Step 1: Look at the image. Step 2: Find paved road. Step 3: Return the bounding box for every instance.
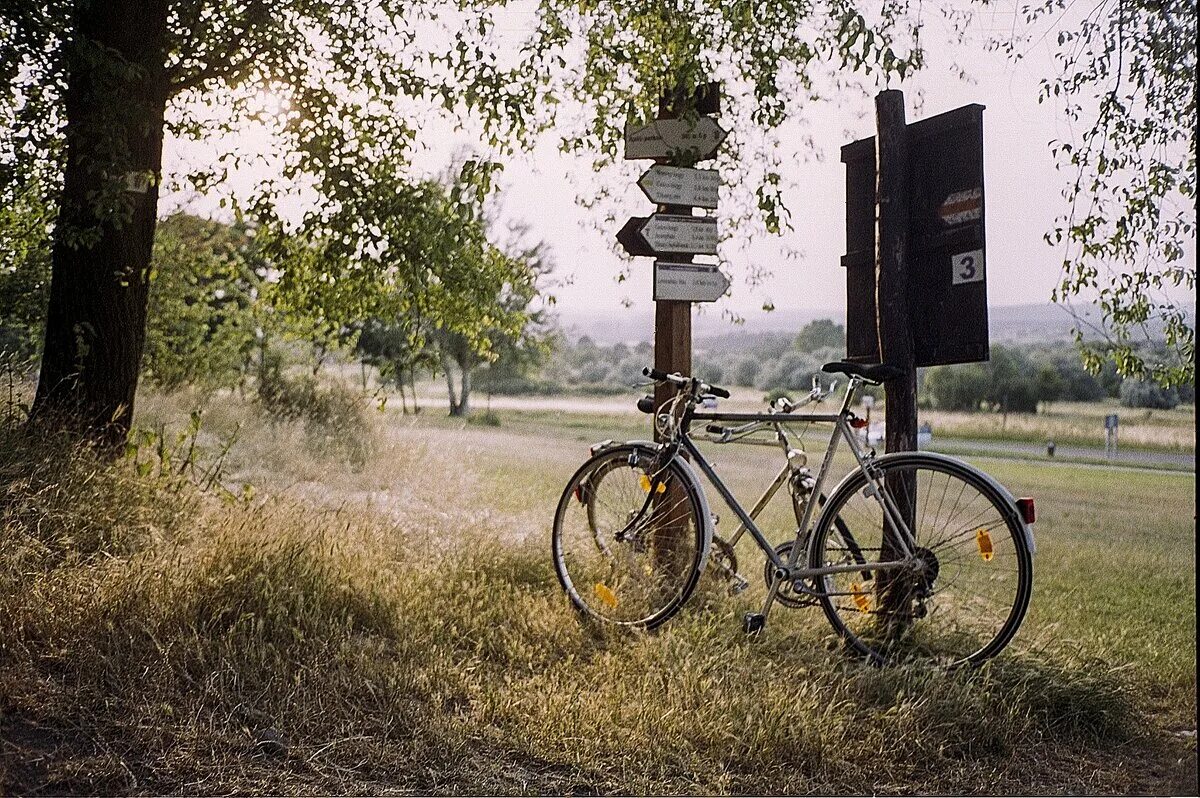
[924,437,1195,472]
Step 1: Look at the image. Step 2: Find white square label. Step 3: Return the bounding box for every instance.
[951,249,984,285]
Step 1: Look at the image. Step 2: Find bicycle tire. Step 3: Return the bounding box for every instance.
[809,452,1033,667]
[552,444,711,629]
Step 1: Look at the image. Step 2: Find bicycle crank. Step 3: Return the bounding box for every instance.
[763,539,819,608]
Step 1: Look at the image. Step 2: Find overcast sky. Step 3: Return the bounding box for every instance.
[164,5,1196,333]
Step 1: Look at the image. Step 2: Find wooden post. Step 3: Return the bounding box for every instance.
[874,89,917,621]
[649,83,717,581]
[652,89,695,432]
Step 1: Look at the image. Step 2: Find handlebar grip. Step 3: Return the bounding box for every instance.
[709,385,731,399]
[636,395,655,414]
[642,367,669,381]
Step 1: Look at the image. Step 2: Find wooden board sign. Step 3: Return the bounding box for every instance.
[653,261,729,302]
[840,103,989,367]
[624,118,727,162]
[616,213,718,256]
[637,165,720,209]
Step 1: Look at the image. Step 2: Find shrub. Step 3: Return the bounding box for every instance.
[1119,379,1180,409]
[256,351,372,466]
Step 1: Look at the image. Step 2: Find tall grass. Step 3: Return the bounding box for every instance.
[0,391,1193,794]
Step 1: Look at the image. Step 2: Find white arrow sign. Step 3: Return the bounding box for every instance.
[624,118,728,161]
[653,261,730,303]
[640,214,718,255]
[637,165,720,209]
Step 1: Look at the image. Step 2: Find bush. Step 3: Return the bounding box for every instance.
[732,357,761,387]
[256,351,372,466]
[924,346,1041,413]
[1119,379,1180,409]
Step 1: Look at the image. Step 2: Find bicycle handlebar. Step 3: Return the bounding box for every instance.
[641,367,731,399]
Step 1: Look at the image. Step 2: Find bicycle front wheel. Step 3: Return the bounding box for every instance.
[553,445,709,629]
[810,453,1033,666]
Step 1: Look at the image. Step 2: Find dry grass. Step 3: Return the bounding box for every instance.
[919,401,1196,452]
[0,389,1195,795]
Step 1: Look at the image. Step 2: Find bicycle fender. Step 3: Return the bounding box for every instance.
[669,452,715,571]
[851,451,1036,556]
[592,442,716,572]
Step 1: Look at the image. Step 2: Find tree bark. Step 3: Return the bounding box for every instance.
[457,362,472,417]
[30,0,171,449]
[441,352,461,416]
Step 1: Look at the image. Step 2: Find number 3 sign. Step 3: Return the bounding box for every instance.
[952,249,985,285]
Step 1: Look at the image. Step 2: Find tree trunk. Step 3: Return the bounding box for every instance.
[442,352,462,416]
[457,362,472,417]
[30,0,171,450]
[409,370,420,414]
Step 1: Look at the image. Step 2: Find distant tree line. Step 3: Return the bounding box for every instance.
[518,319,1194,412]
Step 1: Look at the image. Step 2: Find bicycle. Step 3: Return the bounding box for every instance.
[578,376,859,604]
[551,361,1037,667]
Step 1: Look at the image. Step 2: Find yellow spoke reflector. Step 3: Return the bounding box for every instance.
[976,528,994,561]
[638,474,666,493]
[594,582,619,608]
[850,583,871,613]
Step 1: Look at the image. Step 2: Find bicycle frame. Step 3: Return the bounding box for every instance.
[673,378,920,590]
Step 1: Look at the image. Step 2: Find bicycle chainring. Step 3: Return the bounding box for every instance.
[765,539,819,608]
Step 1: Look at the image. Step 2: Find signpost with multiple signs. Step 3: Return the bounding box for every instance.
[617,82,727,440]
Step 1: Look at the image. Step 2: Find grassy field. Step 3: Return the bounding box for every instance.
[405,377,1196,455]
[1,388,1195,794]
[920,400,1196,453]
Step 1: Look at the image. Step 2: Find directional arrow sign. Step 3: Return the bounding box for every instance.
[624,118,728,161]
[616,213,718,256]
[653,261,730,303]
[637,165,719,209]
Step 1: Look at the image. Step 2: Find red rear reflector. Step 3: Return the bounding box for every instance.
[849,418,869,429]
[1016,498,1036,524]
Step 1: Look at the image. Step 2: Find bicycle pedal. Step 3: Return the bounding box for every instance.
[742,612,766,635]
[727,576,750,596]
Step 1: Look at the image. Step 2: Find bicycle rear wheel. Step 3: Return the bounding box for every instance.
[553,445,709,628]
[809,453,1033,666]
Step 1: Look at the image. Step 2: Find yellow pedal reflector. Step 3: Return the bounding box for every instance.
[976,528,994,561]
[594,582,619,608]
[638,474,666,493]
[850,583,870,613]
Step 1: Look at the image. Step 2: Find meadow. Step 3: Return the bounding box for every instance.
[1,386,1195,794]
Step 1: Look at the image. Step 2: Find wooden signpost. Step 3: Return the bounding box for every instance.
[617,82,726,438]
[841,92,991,618]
